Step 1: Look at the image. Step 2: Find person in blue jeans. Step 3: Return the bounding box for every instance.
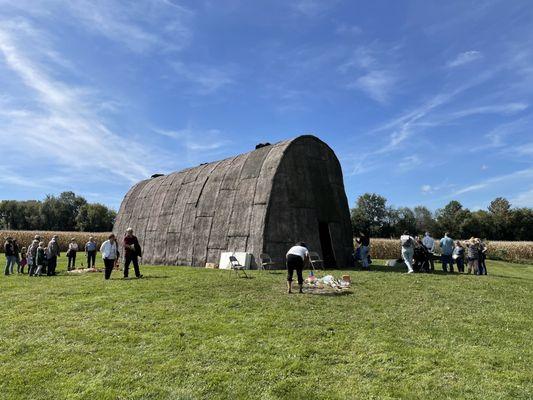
[3,237,16,276]
[439,232,455,272]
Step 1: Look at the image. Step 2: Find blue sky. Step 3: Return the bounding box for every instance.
[1,0,532,211]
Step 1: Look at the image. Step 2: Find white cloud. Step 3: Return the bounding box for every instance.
[335,24,362,36]
[451,102,528,118]
[292,0,337,17]
[446,50,483,68]
[349,70,397,104]
[0,20,160,185]
[451,168,533,196]
[510,188,533,207]
[0,0,193,54]
[341,46,398,104]
[154,126,230,160]
[398,155,421,171]
[170,62,234,94]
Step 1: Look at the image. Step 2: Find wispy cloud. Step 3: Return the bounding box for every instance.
[450,102,528,118]
[170,62,234,94]
[154,126,231,162]
[398,155,421,171]
[341,46,398,104]
[0,20,159,184]
[349,70,397,104]
[446,50,483,68]
[292,0,337,17]
[0,0,193,54]
[451,168,533,196]
[510,187,533,207]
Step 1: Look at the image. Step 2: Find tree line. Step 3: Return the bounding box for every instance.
[351,193,533,241]
[0,191,116,232]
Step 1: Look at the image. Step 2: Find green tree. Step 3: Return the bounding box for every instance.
[41,192,87,231]
[351,193,388,237]
[394,207,417,236]
[413,205,437,234]
[488,197,512,240]
[435,200,468,238]
[76,203,116,232]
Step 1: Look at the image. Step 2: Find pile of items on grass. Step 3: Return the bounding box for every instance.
[67,267,102,274]
[304,271,351,293]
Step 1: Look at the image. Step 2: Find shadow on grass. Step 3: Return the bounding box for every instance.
[358,264,455,275]
[304,290,353,296]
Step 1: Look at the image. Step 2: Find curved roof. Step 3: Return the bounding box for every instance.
[113,135,351,266]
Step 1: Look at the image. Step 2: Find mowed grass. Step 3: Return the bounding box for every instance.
[0,257,532,400]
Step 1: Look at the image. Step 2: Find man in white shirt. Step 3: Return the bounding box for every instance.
[286,242,310,294]
[400,231,415,274]
[422,232,435,271]
[100,234,118,280]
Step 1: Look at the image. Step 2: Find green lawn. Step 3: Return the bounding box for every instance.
[1,257,532,400]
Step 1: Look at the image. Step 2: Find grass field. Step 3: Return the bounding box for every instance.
[1,257,532,400]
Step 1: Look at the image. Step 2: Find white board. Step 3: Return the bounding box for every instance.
[219,252,252,269]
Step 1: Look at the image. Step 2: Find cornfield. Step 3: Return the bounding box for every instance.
[363,238,533,263]
[1,231,532,263]
[0,230,109,252]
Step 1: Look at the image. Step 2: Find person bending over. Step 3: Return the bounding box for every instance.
[286,242,309,294]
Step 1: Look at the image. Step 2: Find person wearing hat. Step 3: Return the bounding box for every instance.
[66,238,79,271]
[100,234,118,280]
[47,235,60,276]
[4,237,16,276]
[285,242,310,293]
[123,228,143,279]
[85,237,97,269]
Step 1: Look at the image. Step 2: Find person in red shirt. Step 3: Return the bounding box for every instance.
[123,228,143,279]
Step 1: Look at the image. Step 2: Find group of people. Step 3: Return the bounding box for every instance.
[3,235,98,276]
[3,228,143,280]
[400,231,488,275]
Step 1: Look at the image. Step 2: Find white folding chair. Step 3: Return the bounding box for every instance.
[259,253,276,271]
[309,251,323,271]
[229,255,248,278]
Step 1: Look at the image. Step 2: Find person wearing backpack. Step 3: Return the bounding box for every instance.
[400,231,415,274]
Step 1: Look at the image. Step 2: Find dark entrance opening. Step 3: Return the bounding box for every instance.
[318,221,336,267]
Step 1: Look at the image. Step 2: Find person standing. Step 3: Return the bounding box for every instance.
[27,239,39,276]
[356,232,371,269]
[85,237,97,269]
[4,237,16,276]
[100,234,118,280]
[19,247,28,274]
[123,228,143,279]
[422,232,435,271]
[34,242,47,276]
[478,239,488,275]
[66,238,79,271]
[286,242,309,293]
[453,241,465,273]
[47,235,60,276]
[400,231,415,274]
[12,239,21,274]
[439,232,455,273]
[466,238,479,275]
